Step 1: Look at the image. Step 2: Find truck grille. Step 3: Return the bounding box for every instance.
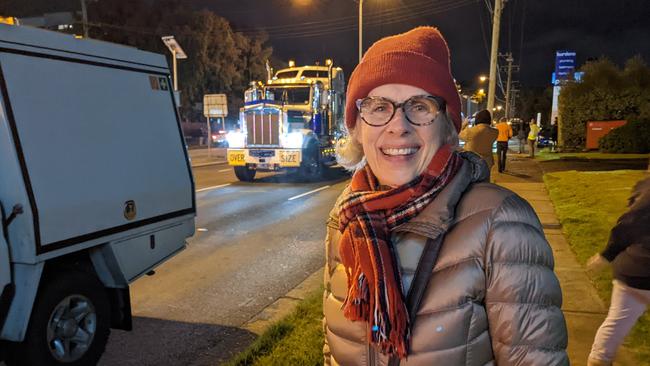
[245,109,280,146]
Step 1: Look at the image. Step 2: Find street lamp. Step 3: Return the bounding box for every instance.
[358,0,364,63]
[161,36,187,91]
[479,75,488,83]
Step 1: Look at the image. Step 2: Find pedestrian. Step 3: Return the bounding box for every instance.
[551,117,559,152]
[495,117,513,173]
[527,118,540,158]
[517,120,527,154]
[458,109,498,171]
[586,171,650,366]
[325,26,568,366]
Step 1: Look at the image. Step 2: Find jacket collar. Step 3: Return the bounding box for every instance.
[393,151,490,238]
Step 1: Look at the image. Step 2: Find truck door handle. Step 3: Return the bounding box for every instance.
[4,204,23,228]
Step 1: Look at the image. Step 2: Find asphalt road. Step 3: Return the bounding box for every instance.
[98,163,351,366]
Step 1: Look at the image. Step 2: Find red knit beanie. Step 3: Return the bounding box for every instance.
[345,26,461,131]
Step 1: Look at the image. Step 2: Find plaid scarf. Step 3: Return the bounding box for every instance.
[337,144,463,358]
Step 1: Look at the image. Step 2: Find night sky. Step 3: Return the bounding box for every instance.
[197,0,650,88]
[8,0,650,89]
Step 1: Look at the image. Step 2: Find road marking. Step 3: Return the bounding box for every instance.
[218,168,231,172]
[288,185,331,201]
[196,183,231,193]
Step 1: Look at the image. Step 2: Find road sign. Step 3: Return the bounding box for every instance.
[203,94,228,117]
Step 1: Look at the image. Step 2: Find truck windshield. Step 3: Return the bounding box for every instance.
[266,87,310,105]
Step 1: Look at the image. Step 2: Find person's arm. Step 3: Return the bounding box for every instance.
[458,121,471,141]
[600,177,650,261]
[323,217,338,366]
[508,125,513,139]
[485,195,569,365]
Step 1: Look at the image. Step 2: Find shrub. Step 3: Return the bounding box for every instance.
[599,118,650,153]
[558,57,650,150]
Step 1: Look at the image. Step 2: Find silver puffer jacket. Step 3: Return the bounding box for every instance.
[323,156,569,365]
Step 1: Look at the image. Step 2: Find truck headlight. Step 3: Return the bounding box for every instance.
[281,132,304,149]
[226,131,246,148]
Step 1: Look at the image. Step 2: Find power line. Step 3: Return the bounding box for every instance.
[267,1,476,40]
[240,0,472,38]
[236,0,458,34]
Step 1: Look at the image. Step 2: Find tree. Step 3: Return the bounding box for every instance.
[86,0,272,123]
[558,56,650,150]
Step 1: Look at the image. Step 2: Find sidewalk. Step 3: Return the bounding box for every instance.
[187,146,227,167]
[493,153,636,366]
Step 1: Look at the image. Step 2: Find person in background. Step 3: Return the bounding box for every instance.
[586,168,650,366]
[517,120,528,154]
[528,118,540,158]
[495,117,513,173]
[458,109,498,171]
[324,26,568,366]
[551,117,559,152]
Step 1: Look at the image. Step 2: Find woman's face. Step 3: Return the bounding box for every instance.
[353,84,446,187]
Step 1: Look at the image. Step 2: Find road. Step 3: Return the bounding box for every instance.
[98,162,351,366]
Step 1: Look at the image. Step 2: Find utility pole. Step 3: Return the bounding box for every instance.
[487,0,504,113]
[80,0,89,38]
[502,52,519,119]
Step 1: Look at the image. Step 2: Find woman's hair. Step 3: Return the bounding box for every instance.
[336,111,459,171]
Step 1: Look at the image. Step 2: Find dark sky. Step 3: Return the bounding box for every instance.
[7,0,650,90]
[198,0,650,89]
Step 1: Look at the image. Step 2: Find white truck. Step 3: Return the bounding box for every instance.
[0,24,195,365]
[226,61,345,182]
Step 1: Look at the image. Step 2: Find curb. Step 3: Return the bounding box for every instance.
[191,161,228,168]
[242,267,323,335]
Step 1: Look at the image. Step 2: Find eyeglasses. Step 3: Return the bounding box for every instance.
[355,95,445,127]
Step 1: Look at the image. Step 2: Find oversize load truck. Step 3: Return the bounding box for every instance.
[226,62,345,181]
[0,24,195,364]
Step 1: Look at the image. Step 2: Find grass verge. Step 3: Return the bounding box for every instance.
[544,169,650,364]
[536,151,650,161]
[223,287,324,366]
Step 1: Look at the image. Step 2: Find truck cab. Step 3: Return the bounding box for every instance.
[226,62,345,182]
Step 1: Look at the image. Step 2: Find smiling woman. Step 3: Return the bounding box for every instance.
[323,26,569,366]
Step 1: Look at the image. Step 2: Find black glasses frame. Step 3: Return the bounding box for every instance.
[355,95,446,127]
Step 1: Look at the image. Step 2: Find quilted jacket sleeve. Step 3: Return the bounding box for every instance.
[484,194,569,365]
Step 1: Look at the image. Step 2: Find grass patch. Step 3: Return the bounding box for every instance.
[224,287,324,366]
[536,151,650,161]
[544,170,650,363]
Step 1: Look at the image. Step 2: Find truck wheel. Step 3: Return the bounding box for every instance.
[299,144,322,182]
[234,166,256,182]
[6,271,110,366]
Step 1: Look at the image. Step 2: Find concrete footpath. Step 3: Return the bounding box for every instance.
[232,151,638,365]
[187,146,227,167]
[493,153,635,366]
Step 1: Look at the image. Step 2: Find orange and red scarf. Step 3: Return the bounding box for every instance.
[337,144,463,358]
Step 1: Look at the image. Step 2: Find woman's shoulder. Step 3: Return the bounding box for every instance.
[456,182,539,225]
[327,185,351,226]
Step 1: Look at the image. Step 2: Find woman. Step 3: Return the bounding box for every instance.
[323,27,568,365]
[528,119,540,158]
[458,109,498,170]
[586,170,650,366]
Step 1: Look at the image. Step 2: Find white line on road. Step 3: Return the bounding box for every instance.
[218,168,231,172]
[196,183,231,193]
[288,185,331,201]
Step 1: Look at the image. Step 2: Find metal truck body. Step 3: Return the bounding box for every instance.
[226,63,345,181]
[0,24,195,365]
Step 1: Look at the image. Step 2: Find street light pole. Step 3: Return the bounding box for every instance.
[358,0,363,63]
[80,0,88,38]
[487,0,504,112]
[172,49,178,91]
